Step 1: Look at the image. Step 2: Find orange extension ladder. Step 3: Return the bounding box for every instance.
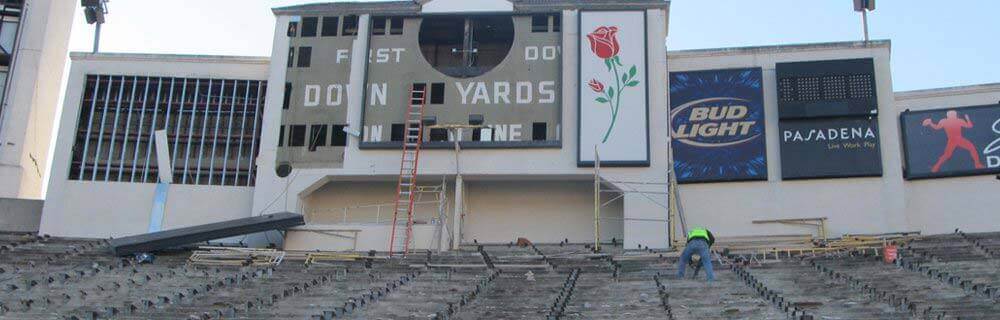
[388,85,427,256]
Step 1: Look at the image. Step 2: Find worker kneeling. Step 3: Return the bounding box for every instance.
[677,227,715,281]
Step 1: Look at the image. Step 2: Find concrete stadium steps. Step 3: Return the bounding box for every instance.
[350,269,493,319]
[450,271,567,319]
[6,232,1000,318]
[560,272,663,319]
[656,264,785,319]
[480,245,549,270]
[238,267,410,319]
[812,255,1000,319]
[744,260,904,319]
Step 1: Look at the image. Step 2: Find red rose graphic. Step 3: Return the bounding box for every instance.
[586,26,620,59]
[588,79,605,93]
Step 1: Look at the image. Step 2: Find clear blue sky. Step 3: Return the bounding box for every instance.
[68,0,998,91]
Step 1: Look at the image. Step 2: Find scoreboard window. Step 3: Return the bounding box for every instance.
[532,122,547,141]
[287,21,298,37]
[371,17,388,35]
[301,17,318,37]
[321,16,338,37]
[309,125,328,150]
[531,15,548,32]
[278,125,285,147]
[282,82,291,109]
[390,123,405,142]
[389,17,404,35]
[296,46,312,68]
[430,82,445,104]
[429,128,448,142]
[331,125,347,147]
[775,58,877,119]
[342,15,359,36]
[288,125,306,147]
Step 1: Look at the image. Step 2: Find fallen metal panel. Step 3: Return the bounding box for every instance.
[109,212,304,256]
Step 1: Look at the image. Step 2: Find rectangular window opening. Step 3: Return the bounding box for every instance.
[532,122,547,141]
[278,125,285,147]
[297,47,312,68]
[287,21,298,37]
[430,83,445,104]
[411,83,427,104]
[287,47,295,67]
[531,15,548,32]
[429,128,448,142]
[342,15,359,36]
[308,124,327,151]
[282,82,292,109]
[331,124,347,146]
[389,17,404,35]
[390,123,405,141]
[289,125,306,147]
[321,16,339,37]
[301,17,318,37]
[372,17,387,35]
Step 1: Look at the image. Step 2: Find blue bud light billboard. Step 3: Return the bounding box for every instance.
[669,68,767,183]
[900,104,1000,179]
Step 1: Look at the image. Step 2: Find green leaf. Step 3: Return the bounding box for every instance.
[626,80,640,87]
[628,66,637,78]
[608,87,615,99]
[605,59,613,71]
[615,56,624,66]
[622,73,629,84]
[595,97,609,103]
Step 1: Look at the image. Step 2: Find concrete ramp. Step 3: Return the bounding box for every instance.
[109,212,304,256]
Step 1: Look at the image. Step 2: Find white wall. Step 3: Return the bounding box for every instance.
[40,53,269,238]
[668,41,906,238]
[894,84,1000,234]
[0,0,75,199]
[39,181,253,238]
[464,180,623,244]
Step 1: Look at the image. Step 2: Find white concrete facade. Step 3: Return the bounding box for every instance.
[33,1,1000,251]
[668,41,908,238]
[40,53,269,238]
[0,0,75,199]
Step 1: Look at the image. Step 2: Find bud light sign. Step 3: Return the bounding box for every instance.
[669,68,767,183]
[900,104,1000,179]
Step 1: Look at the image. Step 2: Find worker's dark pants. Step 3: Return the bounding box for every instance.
[677,239,714,281]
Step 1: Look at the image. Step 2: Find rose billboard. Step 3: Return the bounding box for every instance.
[669,68,767,183]
[578,11,649,166]
[900,104,1000,179]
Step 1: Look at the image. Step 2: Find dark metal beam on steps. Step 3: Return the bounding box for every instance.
[109,212,304,256]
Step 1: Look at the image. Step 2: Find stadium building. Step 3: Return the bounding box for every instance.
[30,0,1000,253]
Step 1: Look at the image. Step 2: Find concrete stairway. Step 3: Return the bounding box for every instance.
[5,232,1000,319]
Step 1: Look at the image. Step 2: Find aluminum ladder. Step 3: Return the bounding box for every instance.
[388,85,427,256]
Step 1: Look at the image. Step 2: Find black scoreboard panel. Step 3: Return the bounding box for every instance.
[361,14,562,149]
[776,58,877,119]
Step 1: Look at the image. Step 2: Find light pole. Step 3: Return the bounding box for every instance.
[426,114,484,249]
[81,0,109,53]
[853,0,875,42]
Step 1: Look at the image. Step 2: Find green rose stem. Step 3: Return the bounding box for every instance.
[601,57,623,143]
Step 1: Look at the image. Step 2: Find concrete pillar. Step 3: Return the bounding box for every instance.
[345,14,371,161]
[452,175,464,250]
